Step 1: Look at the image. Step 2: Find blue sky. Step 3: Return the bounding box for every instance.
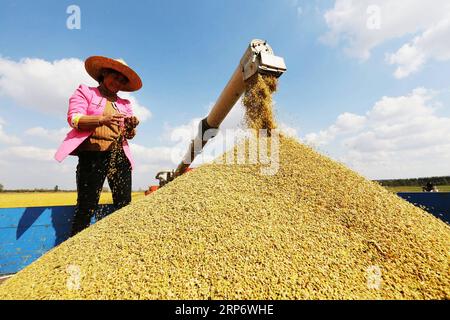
[1,0,450,189]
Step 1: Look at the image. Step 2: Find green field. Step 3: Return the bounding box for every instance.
[0,192,146,208]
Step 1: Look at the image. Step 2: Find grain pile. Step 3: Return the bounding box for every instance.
[1,73,449,300]
[0,136,449,299]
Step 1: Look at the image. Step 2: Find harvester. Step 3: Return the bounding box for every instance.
[145,39,287,195]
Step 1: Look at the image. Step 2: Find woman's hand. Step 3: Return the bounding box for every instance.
[122,116,139,139]
[124,128,136,140]
[125,116,139,128]
[100,114,125,126]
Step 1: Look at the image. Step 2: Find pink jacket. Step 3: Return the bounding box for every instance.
[54,84,135,169]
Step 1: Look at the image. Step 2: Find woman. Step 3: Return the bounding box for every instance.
[55,56,142,236]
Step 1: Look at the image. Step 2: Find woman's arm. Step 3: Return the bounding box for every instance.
[77,114,124,130]
[67,84,91,130]
[68,85,124,130]
[77,116,101,130]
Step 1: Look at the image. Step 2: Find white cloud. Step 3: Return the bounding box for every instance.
[24,126,70,143]
[0,146,55,162]
[0,117,21,145]
[278,122,299,138]
[119,92,152,122]
[128,143,181,186]
[321,0,450,77]
[162,117,203,145]
[387,19,450,78]
[0,57,93,114]
[304,112,366,146]
[0,57,152,119]
[304,88,450,179]
[0,142,175,189]
[0,147,76,190]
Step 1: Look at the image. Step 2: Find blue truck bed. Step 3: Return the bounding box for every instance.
[0,194,449,276]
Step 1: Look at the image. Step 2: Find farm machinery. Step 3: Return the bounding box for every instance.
[145,39,287,195]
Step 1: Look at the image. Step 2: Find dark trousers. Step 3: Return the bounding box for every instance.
[71,148,132,236]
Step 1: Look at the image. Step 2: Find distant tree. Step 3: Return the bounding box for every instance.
[0,183,3,192]
[54,185,59,192]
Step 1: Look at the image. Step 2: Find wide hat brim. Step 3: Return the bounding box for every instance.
[85,56,142,92]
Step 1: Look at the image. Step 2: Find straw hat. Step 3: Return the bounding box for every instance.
[85,56,142,92]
